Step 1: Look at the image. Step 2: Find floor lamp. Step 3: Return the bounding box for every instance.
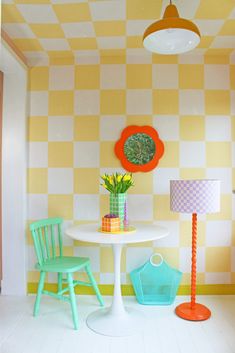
[170,179,220,321]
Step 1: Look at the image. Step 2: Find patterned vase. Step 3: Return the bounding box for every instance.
[109,193,126,229]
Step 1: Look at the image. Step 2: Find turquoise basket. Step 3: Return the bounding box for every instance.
[130,253,182,305]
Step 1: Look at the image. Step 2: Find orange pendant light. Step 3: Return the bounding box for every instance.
[143,0,200,55]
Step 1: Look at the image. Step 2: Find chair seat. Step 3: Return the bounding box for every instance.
[35,256,90,273]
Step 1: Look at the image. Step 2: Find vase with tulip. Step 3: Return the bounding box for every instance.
[101,173,134,229]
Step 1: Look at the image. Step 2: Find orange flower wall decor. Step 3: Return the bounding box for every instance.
[115,125,164,172]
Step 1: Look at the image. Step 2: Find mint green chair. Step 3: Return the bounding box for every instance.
[30,217,104,330]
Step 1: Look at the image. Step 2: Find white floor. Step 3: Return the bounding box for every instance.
[0,295,235,353]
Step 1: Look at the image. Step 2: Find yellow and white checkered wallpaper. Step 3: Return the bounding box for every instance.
[27,53,235,288]
[2,0,235,64]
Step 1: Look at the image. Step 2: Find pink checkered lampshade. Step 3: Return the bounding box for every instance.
[170,179,220,214]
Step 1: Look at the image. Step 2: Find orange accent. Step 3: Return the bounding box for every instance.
[115,125,164,173]
[1,29,28,67]
[191,212,197,308]
[175,302,211,321]
[143,4,200,41]
[175,213,211,321]
[101,217,120,232]
[163,3,179,18]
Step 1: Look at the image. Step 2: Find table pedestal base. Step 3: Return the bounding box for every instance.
[86,307,144,337]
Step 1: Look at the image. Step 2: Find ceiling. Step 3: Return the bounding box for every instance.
[2,0,235,63]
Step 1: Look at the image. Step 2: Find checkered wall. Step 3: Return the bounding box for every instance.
[27,53,235,287]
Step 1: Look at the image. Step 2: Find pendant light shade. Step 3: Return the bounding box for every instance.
[143,2,201,55]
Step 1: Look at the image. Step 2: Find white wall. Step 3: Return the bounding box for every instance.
[0,44,28,295]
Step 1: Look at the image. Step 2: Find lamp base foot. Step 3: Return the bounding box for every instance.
[175,302,211,321]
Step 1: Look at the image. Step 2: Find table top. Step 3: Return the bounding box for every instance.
[65,223,169,245]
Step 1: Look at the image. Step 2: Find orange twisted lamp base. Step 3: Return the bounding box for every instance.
[175,213,211,321]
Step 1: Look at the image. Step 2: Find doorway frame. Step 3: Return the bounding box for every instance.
[0,71,3,284]
[1,43,28,295]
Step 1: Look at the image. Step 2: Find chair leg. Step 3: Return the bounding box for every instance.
[34,271,46,317]
[67,273,79,330]
[85,264,104,307]
[58,273,63,293]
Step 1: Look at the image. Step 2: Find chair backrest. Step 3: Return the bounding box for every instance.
[30,217,63,265]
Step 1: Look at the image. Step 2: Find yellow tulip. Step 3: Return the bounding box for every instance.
[102,174,107,179]
[108,176,113,184]
[123,174,131,181]
[117,175,122,182]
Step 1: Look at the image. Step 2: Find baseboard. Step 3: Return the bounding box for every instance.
[27,283,235,295]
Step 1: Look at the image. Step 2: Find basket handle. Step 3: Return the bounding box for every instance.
[149,253,164,267]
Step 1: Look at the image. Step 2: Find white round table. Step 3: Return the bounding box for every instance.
[66,223,169,337]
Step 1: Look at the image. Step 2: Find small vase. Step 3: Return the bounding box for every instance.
[109,193,126,229]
